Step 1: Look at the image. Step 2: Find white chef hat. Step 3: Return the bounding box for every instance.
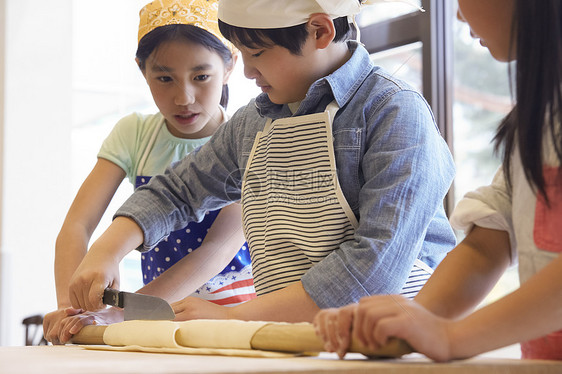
[218,0,423,29]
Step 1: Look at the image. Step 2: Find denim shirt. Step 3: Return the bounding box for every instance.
[116,41,456,308]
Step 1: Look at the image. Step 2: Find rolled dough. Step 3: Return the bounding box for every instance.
[86,319,306,358]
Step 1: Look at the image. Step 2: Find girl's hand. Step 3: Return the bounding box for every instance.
[43,307,83,345]
[58,307,124,344]
[352,295,455,362]
[313,304,357,358]
[171,297,230,321]
[68,249,121,312]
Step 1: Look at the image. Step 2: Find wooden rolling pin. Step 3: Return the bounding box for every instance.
[70,325,107,345]
[70,322,413,358]
[248,323,412,358]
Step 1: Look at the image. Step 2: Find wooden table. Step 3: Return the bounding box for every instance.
[2,345,562,374]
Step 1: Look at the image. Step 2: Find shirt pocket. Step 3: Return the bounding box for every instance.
[241,135,259,169]
[333,128,362,212]
[533,166,562,253]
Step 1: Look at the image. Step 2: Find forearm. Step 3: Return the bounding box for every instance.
[117,147,241,250]
[450,253,562,359]
[228,281,320,323]
[55,159,126,307]
[415,226,511,319]
[54,227,89,307]
[55,213,106,308]
[89,216,144,263]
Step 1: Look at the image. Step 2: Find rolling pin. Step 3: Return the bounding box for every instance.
[70,322,413,358]
[247,322,412,358]
[70,325,107,345]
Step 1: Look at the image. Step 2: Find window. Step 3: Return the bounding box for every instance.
[369,43,422,94]
[452,8,510,205]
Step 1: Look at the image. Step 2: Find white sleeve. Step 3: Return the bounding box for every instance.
[450,167,518,264]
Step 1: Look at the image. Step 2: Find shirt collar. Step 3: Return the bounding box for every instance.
[255,41,374,119]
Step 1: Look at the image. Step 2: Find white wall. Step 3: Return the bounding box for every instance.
[0,0,73,345]
[0,0,6,345]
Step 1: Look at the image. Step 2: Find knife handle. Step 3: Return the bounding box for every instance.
[102,288,123,308]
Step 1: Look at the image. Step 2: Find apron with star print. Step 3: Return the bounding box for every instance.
[242,102,433,297]
[136,116,255,306]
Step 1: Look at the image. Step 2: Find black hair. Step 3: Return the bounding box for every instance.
[218,16,352,56]
[494,0,562,202]
[136,24,234,108]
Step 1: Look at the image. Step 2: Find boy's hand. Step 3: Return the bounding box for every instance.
[68,248,121,312]
[313,304,356,358]
[68,216,142,311]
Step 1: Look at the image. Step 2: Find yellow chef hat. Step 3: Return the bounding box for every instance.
[218,0,423,29]
[138,0,233,51]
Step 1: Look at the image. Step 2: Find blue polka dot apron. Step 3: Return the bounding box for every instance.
[136,117,255,306]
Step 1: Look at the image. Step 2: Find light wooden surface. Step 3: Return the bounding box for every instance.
[1,345,562,374]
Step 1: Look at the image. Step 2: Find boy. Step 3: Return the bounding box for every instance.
[69,0,456,323]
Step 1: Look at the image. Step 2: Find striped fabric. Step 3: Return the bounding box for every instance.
[242,111,357,295]
[399,260,433,299]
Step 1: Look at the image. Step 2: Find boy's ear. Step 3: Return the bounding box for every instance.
[308,13,336,49]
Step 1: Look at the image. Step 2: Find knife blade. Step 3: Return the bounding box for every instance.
[103,288,175,321]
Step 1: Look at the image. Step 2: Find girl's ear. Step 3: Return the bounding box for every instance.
[135,57,147,78]
[223,52,238,84]
[308,13,336,50]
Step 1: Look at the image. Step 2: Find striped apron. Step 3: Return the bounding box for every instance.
[242,102,432,298]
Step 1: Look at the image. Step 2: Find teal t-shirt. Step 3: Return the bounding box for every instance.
[98,112,212,184]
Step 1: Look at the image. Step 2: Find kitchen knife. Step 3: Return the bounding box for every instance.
[103,288,175,321]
